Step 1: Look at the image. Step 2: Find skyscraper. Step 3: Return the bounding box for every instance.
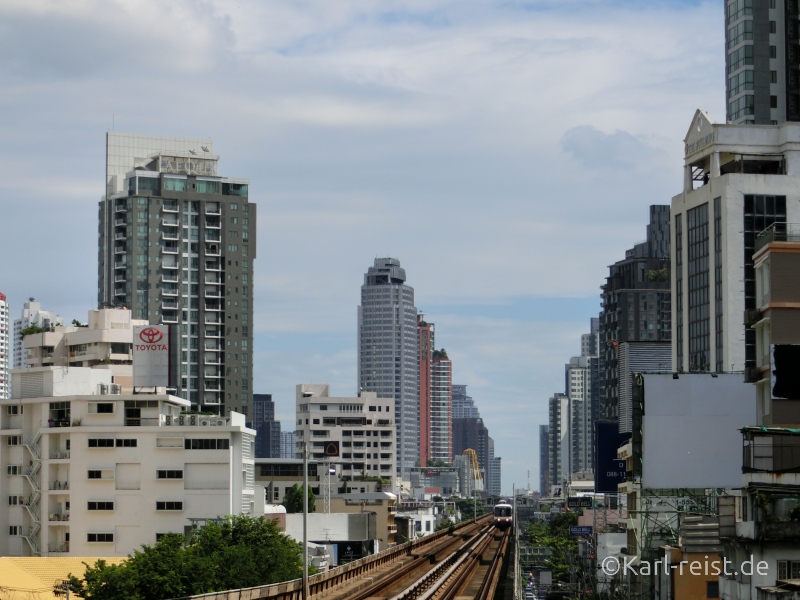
[539,424,550,496]
[13,298,61,369]
[252,393,281,458]
[599,205,670,419]
[98,133,256,417]
[548,393,569,491]
[418,317,433,465]
[724,0,800,124]
[452,384,480,419]
[358,258,419,478]
[430,349,452,464]
[0,293,8,399]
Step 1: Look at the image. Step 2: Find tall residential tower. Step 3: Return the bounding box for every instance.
[358,258,419,478]
[98,133,256,417]
[0,293,8,399]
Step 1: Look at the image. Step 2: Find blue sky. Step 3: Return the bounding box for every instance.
[0,0,724,494]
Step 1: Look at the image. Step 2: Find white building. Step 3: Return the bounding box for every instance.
[566,355,592,474]
[0,293,8,399]
[672,110,800,375]
[0,366,254,557]
[22,308,146,393]
[295,384,396,488]
[547,393,569,492]
[13,298,62,370]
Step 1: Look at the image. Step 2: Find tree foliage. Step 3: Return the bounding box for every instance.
[68,517,303,600]
[283,483,316,513]
[525,512,579,583]
[454,497,486,522]
[20,325,46,338]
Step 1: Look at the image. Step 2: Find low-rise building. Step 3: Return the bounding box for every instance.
[0,366,254,557]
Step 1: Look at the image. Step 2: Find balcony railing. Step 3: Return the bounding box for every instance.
[49,481,69,491]
[755,223,800,252]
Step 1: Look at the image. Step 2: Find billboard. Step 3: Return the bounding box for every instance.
[595,421,629,493]
[640,373,752,489]
[133,325,170,388]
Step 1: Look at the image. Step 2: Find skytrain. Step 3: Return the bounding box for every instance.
[493,501,513,528]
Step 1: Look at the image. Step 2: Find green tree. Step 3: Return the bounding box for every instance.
[454,497,486,522]
[282,483,316,513]
[20,325,46,338]
[70,517,302,599]
[525,512,579,583]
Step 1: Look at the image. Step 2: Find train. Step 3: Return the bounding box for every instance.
[493,501,513,528]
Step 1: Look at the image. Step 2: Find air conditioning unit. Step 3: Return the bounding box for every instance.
[216,420,225,426]
[177,416,185,426]
[201,420,210,426]
[165,415,172,426]
[109,384,122,395]
[189,415,198,426]
[98,384,108,395]
[744,308,761,326]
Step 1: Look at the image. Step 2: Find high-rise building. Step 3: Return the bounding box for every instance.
[252,393,281,458]
[0,293,8,399]
[565,355,591,475]
[98,133,256,418]
[486,437,502,497]
[674,110,800,375]
[358,258,419,478]
[723,0,800,124]
[13,298,62,369]
[617,341,671,433]
[452,384,480,419]
[430,349,452,464]
[418,317,433,465]
[452,417,489,482]
[548,393,569,492]
[539,424,550,496]
[280,430,296,459]
[599,205,671,420]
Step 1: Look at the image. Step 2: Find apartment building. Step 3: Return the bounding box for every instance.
[0,366,254,557]
[294,384,396,488]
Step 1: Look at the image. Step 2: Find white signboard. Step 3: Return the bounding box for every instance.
[133,325,170,388]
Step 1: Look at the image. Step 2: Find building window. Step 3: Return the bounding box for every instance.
[87,501,114,510]
[728,45,754,73]
[87,470,102,479]
[770,45,777,58]
[727,19,753,48]
[157,470,183,479]
[88,439,115,448]
[6,465,22,475]
[778,560,800,579]
[156,501,184,511]
[6,406,22,415]
[116,439,137,447]
[687,203,710,372]
[729,69,754,97]
[727,0,753,24]
[184,439,230,450]
[87,533,114,543]
[7,436,21,446]
[714,198,723,372]
[772,70,778,84]
[770,20,776,34]
[9,526,22,536]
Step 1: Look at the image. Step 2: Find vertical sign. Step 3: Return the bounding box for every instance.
[595,421,629,493]
[133,325,170,387]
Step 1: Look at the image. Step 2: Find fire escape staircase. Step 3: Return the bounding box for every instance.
[22,433,42,556]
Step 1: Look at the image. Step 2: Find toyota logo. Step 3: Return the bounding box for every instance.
[139,327,164,344]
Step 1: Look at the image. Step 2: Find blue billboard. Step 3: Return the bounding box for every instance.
[595,421,629,493]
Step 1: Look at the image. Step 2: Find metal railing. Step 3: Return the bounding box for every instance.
[755,222,800,252]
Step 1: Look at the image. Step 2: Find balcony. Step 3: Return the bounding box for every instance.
[114,261,127,269]
[204,382,221,391]
[205,288,222,298]
[205,303,222,311]
[162,287,179,297]
[162,244,179,255]
[755,222,800,253]
[204,354,222,364]
[162,229,180,241]
[114,204,127,213]
[162,201,179,213]
[162,299,178,310]
[205,243,220,256]
[205,231,221,242]
[48,543,70,553]
[162,216,180,227]
[205,261,221,271]
[114,232,127,241]
[204,370,222,378]
[162,261,179,270]
[205,203,221,215]
[205,218,221,229]
[204,316,222,324]
[162,273,179,284]
[49,452,70,460]
[114,218,126,227]
[205,328,222,338]
[125,417,161,427]
[114,245,126,254]
[49,481,69,491]
[161,312,179,324]
[48,513,69,522]
[204,343,221,352]
[114,275,126,283]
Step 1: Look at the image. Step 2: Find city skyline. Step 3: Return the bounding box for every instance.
[0,0,725,494]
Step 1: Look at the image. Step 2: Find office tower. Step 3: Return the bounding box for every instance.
[280,430,296,459]
[358,258,419,479]
[0,293,7,399]
[252,393,281,458]
[487,437,502,497]
[724,0,800,124]
[675,111,800,375]
[294,384,396,482]
[452,417,489,481]
[548,393,569,492]
[430,349,452,464]
[98,133,256,418]
[539,424,550,496]
[617,341,671,433]
[599,205,671,419]
[13,298,61,369]
[452,384,480,419]
[418,317,433,464]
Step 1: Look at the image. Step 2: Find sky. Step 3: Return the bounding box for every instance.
[0,0,725,495]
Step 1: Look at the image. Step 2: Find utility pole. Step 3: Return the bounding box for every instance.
[303,441,309,600]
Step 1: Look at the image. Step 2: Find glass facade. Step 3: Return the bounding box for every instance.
[687,203,710,372]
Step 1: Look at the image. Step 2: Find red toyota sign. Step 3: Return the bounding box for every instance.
[139,327,164,344]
